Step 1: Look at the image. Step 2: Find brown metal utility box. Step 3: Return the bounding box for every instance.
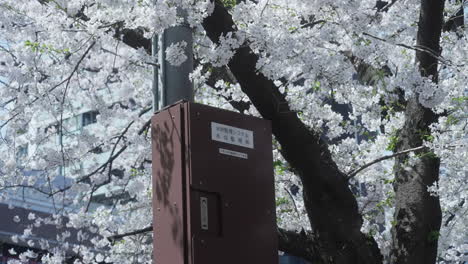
[152,101,277,264]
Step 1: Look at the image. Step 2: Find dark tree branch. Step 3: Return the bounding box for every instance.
[4,37,97,130]
[347,146,425,180]
[36,0,152,54]
[443,7,465,32]
[50,106,152,195]
[113,23,152,53]
[202,1,383,263]
[376,0,398,12]
[277,228,321,263]
[108,225,153,242]
[362,32,458,67]
[204,64,251,113]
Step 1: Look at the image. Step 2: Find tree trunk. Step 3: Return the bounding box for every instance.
[202,1,383,263]
[390,0,444,263]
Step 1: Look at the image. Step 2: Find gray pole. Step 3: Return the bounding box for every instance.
[153,8,193,111]
[464,0,468,30]
[152,34,159,112]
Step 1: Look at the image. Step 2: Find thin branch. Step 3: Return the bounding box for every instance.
[283,186,300,216]
[108,225,153,242]
[45,38,96,95]
[362,32,461,67]
[98,21,122,29]
[0,112,21,130]
[0,79,15,91]
[290,20,326,33]
[138,119,151,135]
[49,106,151,195]
[443,6,465,32]
[260,0,270,17]
[85,185,98,212]
[57,42,97,210]
[1,39,96,131]
[347,146,425,180]
[49,145,128,195]
[379,0,398,12]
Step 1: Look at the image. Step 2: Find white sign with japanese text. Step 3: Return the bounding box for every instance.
[211,122,254,149]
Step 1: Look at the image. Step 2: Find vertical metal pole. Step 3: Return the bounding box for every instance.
[158,8,193,107]
[152,5,194,264]
[159,32,167,107]
[464,0,468,30]
[152,34,159,112]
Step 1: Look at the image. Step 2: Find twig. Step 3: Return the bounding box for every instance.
[260,0,270,17]
[1,40,96,130]
[85,185,97,212]
[347,146,425,180]
[283,187,300,216]
[49,105,152,195]
[108,225,153,242]
[379,0,398,12]
[138,119,151,135]
[48,38,96,94]
[49,145,128,195]
[362,32,461,67]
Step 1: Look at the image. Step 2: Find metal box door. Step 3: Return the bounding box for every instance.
[153,102,277,264]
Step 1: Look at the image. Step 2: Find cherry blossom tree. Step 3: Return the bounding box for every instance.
[0,0,467,263]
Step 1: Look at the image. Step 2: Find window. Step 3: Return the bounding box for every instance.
[17,145,28,158]
[82,111,98,127]
[16,144,28,166]
[43,123,58,134]
[464,1,468,26]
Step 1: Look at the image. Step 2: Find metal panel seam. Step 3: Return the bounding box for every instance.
[180,103,190,264]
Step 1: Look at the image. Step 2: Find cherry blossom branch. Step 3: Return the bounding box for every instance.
[0,112,21,130]
[46,38,96,95]
[346,146,425,180]
[0,79,14,90]
[362,32,462,67]
[204,64,251,113]
[0,40,96,131]
[49,145,129,196]
[203,1,383,261]
[49,106,152,196]
[283,186,300,216]
[138,119,151,135]
[35,0,151,53]
[443,6,465,32]
[85,185,98,212]
[107,225,153,242]
[57,42,96,209]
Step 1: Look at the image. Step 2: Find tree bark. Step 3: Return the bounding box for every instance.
[202,1,383,263]
[277,228,321,263]
[390,0,444,263]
